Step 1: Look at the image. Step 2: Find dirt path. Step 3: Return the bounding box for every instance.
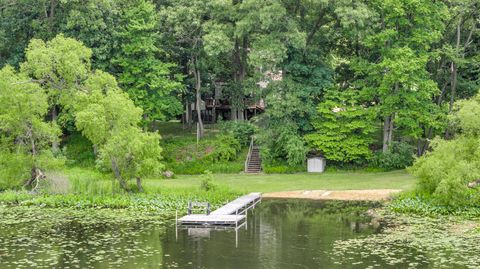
[262,189,402,201]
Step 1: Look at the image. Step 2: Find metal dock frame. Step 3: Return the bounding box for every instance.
[175,192,262,247]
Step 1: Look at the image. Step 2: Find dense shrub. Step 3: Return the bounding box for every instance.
[409,136,480,206]
[258,123,308,166]
[206,135,241,162]
[408,92,480,207]
[371,141,415,171]
[167,158,244,174]
[162,132,245,174]
[219,121,257,145]
[390,191,480,217]
[62,132,95,167]
[0,152,31,190]
[306,87,376,163]
[263,162,306,174]
[200,170,217,191]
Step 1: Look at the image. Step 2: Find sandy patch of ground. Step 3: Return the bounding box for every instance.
[262,189,402,201]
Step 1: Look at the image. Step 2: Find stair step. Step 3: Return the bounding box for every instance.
[246,143,262,173]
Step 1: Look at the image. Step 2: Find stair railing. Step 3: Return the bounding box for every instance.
[244,136,254,173]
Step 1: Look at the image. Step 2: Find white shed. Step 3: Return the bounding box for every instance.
[307,157,326,173]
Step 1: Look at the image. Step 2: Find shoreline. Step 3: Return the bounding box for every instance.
[262,189,402,201]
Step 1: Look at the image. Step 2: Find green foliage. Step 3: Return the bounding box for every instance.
[205,135,241,162]
[219,121,257,146]
[96,127,164,181]
[257,80,309,166]
[263,162,306,174]
[306,87,376,163]
[61,132,95,167]
[0,187,239,211]
[371,142,415,171]
[73,71,143,145]
[162,130,245,174]
[168,160,244,175]
[390,191,480,217]
[0,152,31,191]
[410,92,480,207]
[0,66,62,188]
[410,136,480,206]
[200,170,216,191]
[115,0,183,122]
[21,35,92,87]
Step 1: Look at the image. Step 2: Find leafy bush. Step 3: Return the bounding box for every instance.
[200,170,217,191]
[305,87,376,163]
[371,141,415,170]
[390,191,480,217]
[408,93,480,207]
[259,123,308,166]
[409,136,480,206]
[167,158,244,174]
[263,162,306,174]
[219,121,257,145]
[0,152,31,190]
[0,151,65,191]
[162,132,244,174]
[206,134,241,162]
[62,132,95,167]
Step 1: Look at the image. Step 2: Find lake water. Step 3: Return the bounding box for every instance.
[1,199,471,269]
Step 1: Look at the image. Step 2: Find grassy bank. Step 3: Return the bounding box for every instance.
[149,170,415,193]
[0,167,415,210]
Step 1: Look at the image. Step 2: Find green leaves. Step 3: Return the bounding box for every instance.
[0,66,62,189]
[306,87,376,163]
[411,92,480,206]
[115,0,183,122]
[21,35,92,88]
[97,128,164,180]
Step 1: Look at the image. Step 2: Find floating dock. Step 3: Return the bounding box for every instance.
[176,192,261,229]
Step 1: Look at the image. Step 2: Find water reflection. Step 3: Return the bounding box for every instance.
[165,199,380,269]
[1,200,396,269]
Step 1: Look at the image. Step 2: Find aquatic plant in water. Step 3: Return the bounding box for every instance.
[331,210,480,269]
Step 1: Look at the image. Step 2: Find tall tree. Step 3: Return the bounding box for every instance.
[160,0,211,137]
[0,66,61,189]
[204,0,306,120]
[356,0,448,153]
[20,35,92,151]
[115,0,183,124]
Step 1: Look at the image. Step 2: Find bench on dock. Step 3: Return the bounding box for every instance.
[187,201,211,215]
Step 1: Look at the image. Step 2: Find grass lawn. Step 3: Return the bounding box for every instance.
[146,170,416,193]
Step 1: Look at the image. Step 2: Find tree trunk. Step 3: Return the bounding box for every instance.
[136,177,143,192]
[185,102,192,128]
[51,106,59,153]
[445,24,461,139]
[382,115,393,153]
[111,158,128,191]
[231,107,237,120]
[193,56,204,138]
[388,114,394,146]
[25,167,46,192]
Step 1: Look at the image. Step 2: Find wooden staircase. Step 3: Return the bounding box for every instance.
[245,138,262,173]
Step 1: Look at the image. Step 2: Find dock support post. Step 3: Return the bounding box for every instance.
[235,228,238,248]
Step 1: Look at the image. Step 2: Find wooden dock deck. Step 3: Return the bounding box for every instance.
[176,192,261,229]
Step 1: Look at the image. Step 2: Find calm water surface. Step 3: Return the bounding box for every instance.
[0,199,430,268]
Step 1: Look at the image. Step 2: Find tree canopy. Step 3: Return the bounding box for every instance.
[0,0,479,171]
